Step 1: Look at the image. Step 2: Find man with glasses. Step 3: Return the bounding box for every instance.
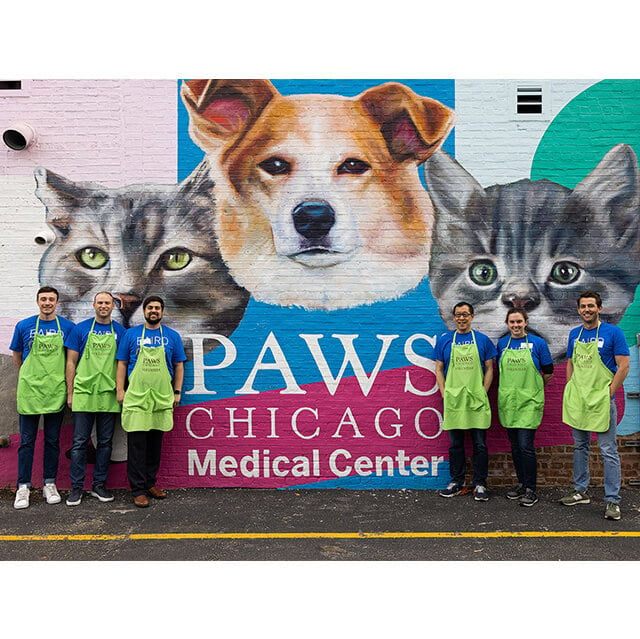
[435,302,497,501]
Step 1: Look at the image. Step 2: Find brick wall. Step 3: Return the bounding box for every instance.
[485,436,640,488]
[0,78,638,490]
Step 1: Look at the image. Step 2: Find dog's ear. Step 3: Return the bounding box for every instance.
[181,79,278,151]
[357,83,455,164]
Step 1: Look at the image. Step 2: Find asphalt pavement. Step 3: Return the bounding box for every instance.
[2,485,640,561]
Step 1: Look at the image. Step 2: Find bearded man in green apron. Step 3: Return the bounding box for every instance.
[435,302,497,501]
[560,291,630,521]
[64,292,127,506]
[10,286,76,509]
[116,296,186,508]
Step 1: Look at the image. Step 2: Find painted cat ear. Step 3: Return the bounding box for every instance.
[33,167,82,236]
[358,82,455,163]
[574,143,640,234]
[181,79,278,151]
[424,150,486,215]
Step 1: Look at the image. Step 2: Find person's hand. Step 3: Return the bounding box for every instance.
[117,389,125,404]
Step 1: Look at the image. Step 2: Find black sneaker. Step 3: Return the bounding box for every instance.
[519,489,538,507]
[66,487,84,507]
[439,482,464,498]
[90,485,115,502]
[473,485,489,501]
[506,483,525,500]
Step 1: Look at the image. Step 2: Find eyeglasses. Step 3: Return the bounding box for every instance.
[453,313,472,318]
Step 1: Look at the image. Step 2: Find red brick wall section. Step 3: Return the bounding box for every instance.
[484,436,640,488]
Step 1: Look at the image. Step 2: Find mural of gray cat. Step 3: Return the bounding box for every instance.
[35,161,250,344]
[425,144,640,361]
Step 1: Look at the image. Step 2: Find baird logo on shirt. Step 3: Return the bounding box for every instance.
[138,336,168,346]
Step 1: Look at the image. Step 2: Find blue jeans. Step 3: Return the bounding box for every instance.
[507,428,537,491]
[17,410,65,487]
[448,428,488,487]
[69,412,116,489]
[572,399,620,503]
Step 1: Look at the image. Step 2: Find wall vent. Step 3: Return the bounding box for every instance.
[0,80,22,91]
[517,86,543,114]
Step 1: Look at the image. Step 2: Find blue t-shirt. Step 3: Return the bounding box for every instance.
[64,318,127,357]
[566,321,630,374]
[434,330,497,376]
[116,324,187,378]
[10,314,76,362]
[497,334,553,373]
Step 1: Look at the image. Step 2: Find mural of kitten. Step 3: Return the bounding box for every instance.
[425,144,640,361]
[35,161,250,346]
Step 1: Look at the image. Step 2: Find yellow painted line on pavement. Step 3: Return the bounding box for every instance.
[0,530,640,541]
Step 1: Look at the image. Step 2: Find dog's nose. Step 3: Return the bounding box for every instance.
[292,201,335,241]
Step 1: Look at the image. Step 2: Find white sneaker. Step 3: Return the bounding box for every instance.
[43,483,61,504]
[14,485,30,509]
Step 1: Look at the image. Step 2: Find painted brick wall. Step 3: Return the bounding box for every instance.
[0,78,638,490]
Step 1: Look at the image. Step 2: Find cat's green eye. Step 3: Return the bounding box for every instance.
[550,261,581,285]
[161,249,192,271]
[76,247,108,270]
[469,260,497,286]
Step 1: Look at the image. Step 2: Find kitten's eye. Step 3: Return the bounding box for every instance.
[550,261,581,284]
[469,260,498,286]
[161,249,192,271]
[258,157,291,176]
[76,247,108,270]
[337,158,370,175]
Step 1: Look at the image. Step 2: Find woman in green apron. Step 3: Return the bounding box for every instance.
[116,296,186,508]
[497,309,553,507]
[435,302,497,501]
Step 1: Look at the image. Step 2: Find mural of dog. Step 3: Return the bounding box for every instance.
[181,79,455,310]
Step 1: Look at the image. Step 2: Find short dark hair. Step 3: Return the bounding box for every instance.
[452,301,474,315]
[143,295,165,310]
[37,286,59,300]
[505,308,528,322]
[577,290,602,308]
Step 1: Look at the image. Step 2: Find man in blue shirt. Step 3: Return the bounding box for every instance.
[64,291,127,506]
[10,286,75,509]
[116,296,186,507]
[560,291,630,521]
[434,302,497,501]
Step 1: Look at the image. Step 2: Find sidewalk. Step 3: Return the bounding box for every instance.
[1,485,639,561]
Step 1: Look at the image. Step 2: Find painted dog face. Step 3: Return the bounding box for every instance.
[182,79,455,309]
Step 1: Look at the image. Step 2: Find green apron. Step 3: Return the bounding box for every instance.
[72,319,120,413]
[562,324,613,433]
[443,331,491,430]
[498,336,544,429]
[121,326,174,432]
[17,317,66,415]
